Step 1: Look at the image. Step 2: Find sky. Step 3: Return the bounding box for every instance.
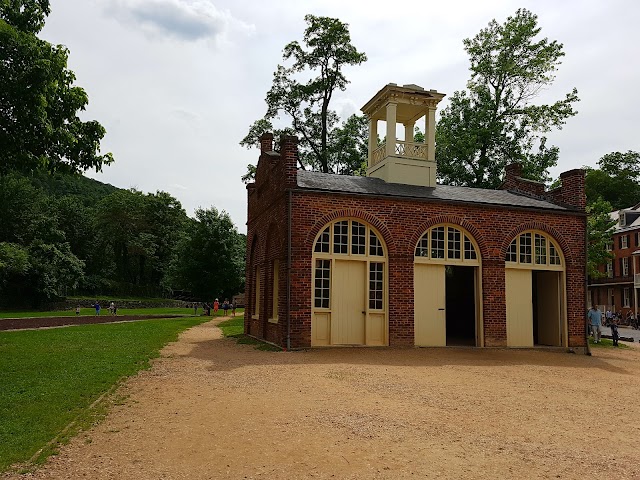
[42,0,640,233]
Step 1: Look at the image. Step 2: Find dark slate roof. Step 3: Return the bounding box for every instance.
[296,170,574,212]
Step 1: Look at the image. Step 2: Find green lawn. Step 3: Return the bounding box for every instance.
[589,337,629,349]
[0,307,244,319]
[0,307,196,319]
[0,316,209,472]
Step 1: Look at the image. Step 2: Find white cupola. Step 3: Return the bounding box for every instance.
[361,83,445,187]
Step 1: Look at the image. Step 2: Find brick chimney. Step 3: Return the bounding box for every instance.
[500,162,545,197]
[279,135,299,188]
[259,132,274,153]
[558,169,586,210]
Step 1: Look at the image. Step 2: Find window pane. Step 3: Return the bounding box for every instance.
[519,233,532,263]
[369,262,384,310]
[415,233,429,257]
[447,227,461,259]
[314,259,331,308]
[431,226,445,259]
[370,231,383,256]
[506,239,517,262]
[464,235,477,260]
[351,221,366,255]
[549,243,561,265]
[314,227,330,253]
[333,221,348,254]
[534,234,547,265]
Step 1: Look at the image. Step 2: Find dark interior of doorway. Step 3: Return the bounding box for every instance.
[445,266,476,346]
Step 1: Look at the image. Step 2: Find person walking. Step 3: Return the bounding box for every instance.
[588,305,602,344]
[94,301,101,316]
[232,300,236,317]
[213,299,219,316]
[610,318,620,347]
[222,299,229,316]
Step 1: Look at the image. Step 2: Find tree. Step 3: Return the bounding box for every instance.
[0,0,113,175]
[167,208,245,301]
[586,197,616,280]
[436,9,579,188]
[585,151,640,210]
[240,14,367,180]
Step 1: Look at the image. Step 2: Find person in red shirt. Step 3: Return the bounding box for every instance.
[213,299,219,316]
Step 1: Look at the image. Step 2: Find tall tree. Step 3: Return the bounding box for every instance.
[436,9,579,188]
[240,15,367,180]
[585,151,640,210]
[167,208,245,301]
[0,0,113,175]
[586,197,616,280]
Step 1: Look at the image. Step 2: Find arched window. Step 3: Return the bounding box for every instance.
[311,219,388,346]
[314,220,385,258]
[505,231,563,269]
[414,225,480,264]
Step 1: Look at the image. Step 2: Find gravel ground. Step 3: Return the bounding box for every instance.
[6,318,640,480]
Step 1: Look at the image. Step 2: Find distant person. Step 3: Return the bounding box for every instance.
[222,299,229,316]
[588,305,602,344]
[232,300,236,317]
[75,305,81,315]
[113,303,117,316]
[94,301,101,316]
[194,303,198,315]
[610,318,620,347]
[213,299,219,316]
[109,301,115,315]
[605,309,612,327]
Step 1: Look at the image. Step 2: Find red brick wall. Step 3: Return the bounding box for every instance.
[285,193,587,349]
[246,137,587,350]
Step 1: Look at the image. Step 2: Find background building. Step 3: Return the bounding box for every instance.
[588,204,640,318]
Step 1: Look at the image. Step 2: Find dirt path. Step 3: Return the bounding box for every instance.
[7,318,640,479]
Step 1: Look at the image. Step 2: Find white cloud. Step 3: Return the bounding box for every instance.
[105,0,254,43]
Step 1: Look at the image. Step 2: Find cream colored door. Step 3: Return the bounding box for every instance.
[506,269,533,347]
[331,260,366,345]
[536,271,561,346]
[414,264,446,346]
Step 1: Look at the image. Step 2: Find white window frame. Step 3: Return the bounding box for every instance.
[606,261,613,278]
[505,231,564,270]
[624,287,630,308]
[622,235,629,249]
[269,260,279,323]
[623,257,629,277]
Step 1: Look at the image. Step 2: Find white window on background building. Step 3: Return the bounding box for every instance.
[622,235,629,249]
[623,257,629,277]
[608,288,614,308]
[606,261,613,278]
[624,288,630,308]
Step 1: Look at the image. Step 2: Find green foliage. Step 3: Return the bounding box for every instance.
[218,316,281,351]
[241,14,367,180]
[585,151,640,210]
[0,0,112,175]
[167,208,245,301]
[436,9,579,188]
[586,197,616,280]
[0,317,209,472]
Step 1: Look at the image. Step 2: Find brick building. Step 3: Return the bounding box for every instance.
[245,83,588,352]
[588,204,640,318]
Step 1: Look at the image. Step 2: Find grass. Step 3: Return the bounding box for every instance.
[0,316,209,473]
[589,338,630,349]
[0,307,196,319]
[0,307,245,319]
[218,316,281,351]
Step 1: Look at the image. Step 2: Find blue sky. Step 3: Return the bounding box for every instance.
[42,0,640,232]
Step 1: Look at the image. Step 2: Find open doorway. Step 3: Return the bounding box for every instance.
[532,270,562,346]
[445,266,476,346]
